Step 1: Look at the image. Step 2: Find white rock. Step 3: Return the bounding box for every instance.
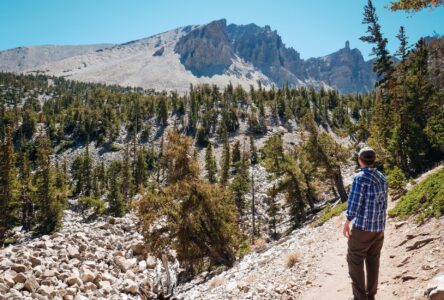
[67,245,80,259]
[24,275,39,292]
[37,285,54,296]
[80,268,95,283]
[123,279,138,294]
[66,275,82,286]
[426,273,444,300]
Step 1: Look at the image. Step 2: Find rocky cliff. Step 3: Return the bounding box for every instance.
[0,19,378,94]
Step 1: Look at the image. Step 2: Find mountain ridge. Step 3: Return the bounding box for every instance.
[0,19,377,94]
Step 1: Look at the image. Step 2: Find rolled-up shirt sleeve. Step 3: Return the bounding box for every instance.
[346,175,365,222]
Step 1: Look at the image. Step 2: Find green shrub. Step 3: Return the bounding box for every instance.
[109,143,123,152]
[79,196,105,219]
[387,166,407,197]
[388,168,444,222]
[312,201,347,227]
[56,140,74,154]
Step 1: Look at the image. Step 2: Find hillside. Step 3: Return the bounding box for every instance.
[175,165,444,300]
[0,19,377,94]
[0,166,441,300]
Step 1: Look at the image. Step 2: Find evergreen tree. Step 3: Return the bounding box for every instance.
[266,189,279,240]
[0,126,19,245]
[231,140,242,171]
[205,143,218,183]
[134,147,148,190]
[157,95,169,126]
[35,135,63,234]
[122,143,134,200]
[302,115,349,202]
[249,135,258,165]
[107,161,125,217]
[19,150,34,231]
[360,0,393,87]
[262,134,306,228]
[136,131,240,276]
[219,134,231,185]
[229,159,250,216]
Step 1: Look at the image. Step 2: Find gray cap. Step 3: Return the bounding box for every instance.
[358,146,376,161]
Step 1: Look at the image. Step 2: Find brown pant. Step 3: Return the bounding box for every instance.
[347,227,384,300]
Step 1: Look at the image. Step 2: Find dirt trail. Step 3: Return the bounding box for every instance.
[300,166,444,300]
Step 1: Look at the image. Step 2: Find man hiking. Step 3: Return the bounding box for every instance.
[343,147,388,300]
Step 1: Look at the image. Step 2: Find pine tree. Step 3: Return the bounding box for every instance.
[0,126,19,246]
[249,135,258,165]
[219,134,231,185]
[19,150,34,231]
[262,134,306,228]
[266,188,279,240]
[388,26,410,174]
[360,0,393,87]
[136,131,240,277]
[122,143,134,200]
[231,140,241,171]
[229,159,250,216]
[107,161,125,217]
[302,114,349,202]
[157,95,169,126]
[83,143,93,196]
[205,143,218,183]
[35,135,63,234]
[134,147,148,190]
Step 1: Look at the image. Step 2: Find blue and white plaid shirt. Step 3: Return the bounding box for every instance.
[346,167,388,232]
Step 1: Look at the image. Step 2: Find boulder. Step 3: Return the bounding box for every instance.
[29,256,42,267]
[115,256,137,272]
[131,243,147,256]
[24,275,39,292]
[67,245,80,259]
[80,268,96,283]
[13,273,27,283]
[37,285,54,296]
[146,255,157,269]
[426,273,444,300]
[11,264,27,273]
[123,279,138,294]
[42,269,57,278]
[66,275,82,286]
[0,258,13,270]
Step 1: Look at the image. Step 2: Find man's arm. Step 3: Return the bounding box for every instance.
[343,175,365,238]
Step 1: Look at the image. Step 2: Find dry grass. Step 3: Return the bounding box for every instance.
[286,251,301,268]
[252,238,267,252]
[209,276,225,289]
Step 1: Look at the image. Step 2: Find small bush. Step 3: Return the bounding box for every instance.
[56,140,74,154]
[209,276,225,289]
[286,252,300,268]
[389,168,444,222]
[252,238,267,252]
[79,196,105,219]
[109,143,123,152]
[312,201,347,227]
[387,166,407,198]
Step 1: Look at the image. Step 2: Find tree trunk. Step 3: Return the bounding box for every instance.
[333,168,348,202]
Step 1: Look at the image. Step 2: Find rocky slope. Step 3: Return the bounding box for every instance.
[0,205,179,300]
[0,44,113,73]
[0,19,377,94]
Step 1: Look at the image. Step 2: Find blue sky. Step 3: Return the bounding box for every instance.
[1,0,443,59]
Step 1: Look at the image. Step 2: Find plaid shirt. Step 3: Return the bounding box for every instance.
[346,167,388,232]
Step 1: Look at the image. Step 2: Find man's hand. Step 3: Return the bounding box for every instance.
[343,219,351,239]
